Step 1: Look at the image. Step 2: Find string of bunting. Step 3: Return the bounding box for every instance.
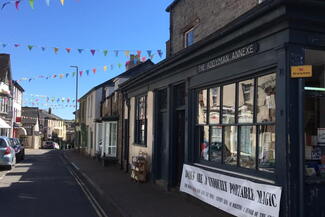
[23,96,76,103]
[23,102,77,108]
[17,59,151,83]
[1,0,80,10]
[0,42,163,58]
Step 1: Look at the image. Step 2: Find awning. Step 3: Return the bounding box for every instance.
[0,118,11,128]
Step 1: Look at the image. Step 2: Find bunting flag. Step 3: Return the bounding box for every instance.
[92,68,96,74]
[29,0,34,9]
[79,71,83,76]
[124,50,130,57]
[15,1,20,10]
[72,71,76,77]
[86,70,89,75]
[0,42,163,59]
[66,73,69,78]
[118,63,122,68]
[142,57,147,62]
[59,74,64,79]
[45,0,50,6]
[157,50,163,58]
[103,65,107,71]
[60,0,64,6]
[1,1,11,10]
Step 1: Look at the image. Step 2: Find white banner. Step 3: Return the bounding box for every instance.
[180,164,282,217]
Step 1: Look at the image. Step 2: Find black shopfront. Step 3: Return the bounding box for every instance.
[121,1,325,216]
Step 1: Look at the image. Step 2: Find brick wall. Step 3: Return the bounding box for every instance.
[169,0,258,55]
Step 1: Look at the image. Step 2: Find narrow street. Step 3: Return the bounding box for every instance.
[0,149,101,217]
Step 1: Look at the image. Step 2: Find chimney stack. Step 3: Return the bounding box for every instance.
[48,108,52,114]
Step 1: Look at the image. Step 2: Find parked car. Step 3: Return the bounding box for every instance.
[0,136,16,170]
[9,138,25,162]
[42,141,59,149]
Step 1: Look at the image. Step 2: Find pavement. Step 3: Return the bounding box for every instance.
[63,149,234,217]
[0,149,99,217]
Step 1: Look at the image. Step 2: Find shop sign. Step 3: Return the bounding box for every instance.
[197,43,259,73]
[180,164,282,217]
[291,65,312,78]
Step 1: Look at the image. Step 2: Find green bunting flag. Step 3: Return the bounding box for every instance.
[28,45,34,51]
[29,0,34,9]
[103,50,108,56]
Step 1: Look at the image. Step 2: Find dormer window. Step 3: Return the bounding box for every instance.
[184,27,194,48]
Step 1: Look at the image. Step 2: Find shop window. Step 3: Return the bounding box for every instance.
[197,89,207,125]
[258,125,275,172]
[210,126,222,162]
[135,95,147,146]
[209,87,220,124]
[257,74,276,123]
[224,126,237,166]
[199,125,209,160]
[222,84,236,124]
[195,73,276,173]
[240,126,256,169]
[238,79,254,123]
[304,49,325,179]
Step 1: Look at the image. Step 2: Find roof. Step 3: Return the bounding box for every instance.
[166,0,180,12]
[39,109,63,120]
[79,60,154,100]
[22,107,39,125]
[13,80,24,92]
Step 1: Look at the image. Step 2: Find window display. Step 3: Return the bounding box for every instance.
[304,49,325,178]
[195,73,276,173]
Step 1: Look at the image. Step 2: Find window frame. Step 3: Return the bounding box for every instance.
[134,95,147,146]
[195,72,277,176]
[184,27,195,48]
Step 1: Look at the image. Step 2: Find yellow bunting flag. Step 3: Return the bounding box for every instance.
[60,0,64,6]
[124,50,130,57]
[54,47,59,54]
[103,65,108,72]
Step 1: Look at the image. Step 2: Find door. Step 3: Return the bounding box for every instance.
[172,83,186,186]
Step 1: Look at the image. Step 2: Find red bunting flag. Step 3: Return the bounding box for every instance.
[137,50,142,57]
[90,49,96,56]
[142,57,147,62]
[92,68,96,74]
[14,44,20,47]
[79,71,83,76]
[65,48,71,53]
[15,1,20,10]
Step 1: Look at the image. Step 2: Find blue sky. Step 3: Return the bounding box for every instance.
[0,0,173,119]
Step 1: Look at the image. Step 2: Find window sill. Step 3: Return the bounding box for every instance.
[132,143,147,148]
[193,163,276,184]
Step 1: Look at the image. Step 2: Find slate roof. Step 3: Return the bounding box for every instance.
[22,107,39,125]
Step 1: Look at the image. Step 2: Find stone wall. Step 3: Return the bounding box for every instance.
[169,0,258,55]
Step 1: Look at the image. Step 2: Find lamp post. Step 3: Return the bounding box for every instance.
[70,66,79,149]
